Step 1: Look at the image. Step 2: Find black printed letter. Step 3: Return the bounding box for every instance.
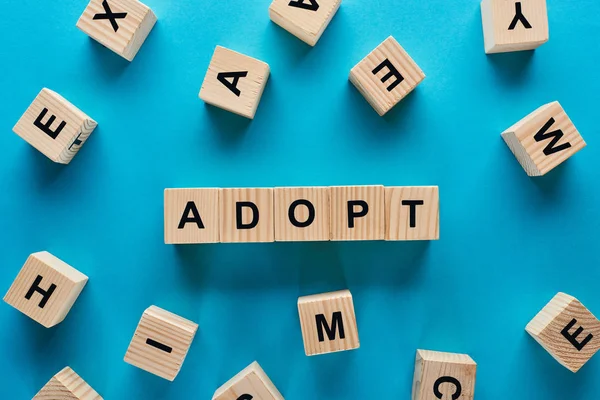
[288,199,315,228]
[237,395,253,400]
[146,338,173,353]
[178,201,205,229]
[236,202,259,229]
[347,200,368,228]
[372,59,404,92]
[33,108,66,140]
[93,0,128,32]
[217,72,248,97]
[25,275,57,308]
[433,376,462,400]
[288,0,319,11]
[315,311,345,342]
[402,200,424,228]
[561,318,593,351]
[534,117,572,156]
[508,2,532,30]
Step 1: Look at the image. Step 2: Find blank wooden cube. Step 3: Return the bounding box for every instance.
[164,188,220,244]
[213,361,284,400]
[269,0,341,46]
[385,186,439,241]
[13,88,97,164]
[220,188,274,243]
[274,187,330,242]
[124,305,198,381]
[349,36,425,116]
[481,0,548,54]
[502,101,585,176]
[3,252,88,328]
[298,290,359,356]
[199,46,270,119]
[412,350,477,400]
[76,0,157,61]
[33,367,102,400]
[330,185,384,241]
[526,292,600,373]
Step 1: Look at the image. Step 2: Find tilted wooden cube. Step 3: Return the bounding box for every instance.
[76,0,157,61]
[269,0,341,46]
[385,186,439,241]
[3,252,88,328]
[213,361,284,400]
[349,36,425,116]
[33,367,102,400]
[164,188,220,244]
[526,292,600,372]
[274,187,330,242]
[124,305,198,381]
[481,0,548,54]
[220,188,275,243]
[502,101,585,176]
[298,290,359,356]
[330,186,384,241]
[199,46,270,119]
[412,350,477,400]
[13,89,97,164]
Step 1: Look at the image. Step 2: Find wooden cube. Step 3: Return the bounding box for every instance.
[269,0,341,46]
[124,305,198,381]
[526,292,600,373]
[33,367,102,400]
[164,188,220,244]
[385,186,439,241]
[213,361,284,400]
[412,350,477,400]
[3,252,88,328]
[13,88,97,164]
[298,290,359,356]
[349,36,425,116]
[220,188,275,243]
[502,101,585,176]
[481,0,548,54]
[76,0,157,61]
[274,187,330,242]
[199,46,270,119]
[330,186,384,241]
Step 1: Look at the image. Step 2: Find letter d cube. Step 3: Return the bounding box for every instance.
[3,252,88,328]
[526,292,600,372]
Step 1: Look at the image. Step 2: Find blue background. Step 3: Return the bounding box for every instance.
[1,0,599,398]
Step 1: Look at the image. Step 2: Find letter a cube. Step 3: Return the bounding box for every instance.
[481,0,548,54]
[76,0,157,61]
[502,101,585,176]
[33,367,102,399]
[3,252,88,328]
[412,350,477,400]
[199,46,270,119]
[269,0,341,46]
[13,88,97,164]
[526,292,600,372]
[164,188,220,244]
[349,36,425,116]
[298,289,360,356]
[124,305,198,381]
[213,361,284,400]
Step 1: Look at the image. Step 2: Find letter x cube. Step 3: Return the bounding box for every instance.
[502,101,585,176]
[526,292,600,372]
[349,36,425,116]
[298,290,360,356]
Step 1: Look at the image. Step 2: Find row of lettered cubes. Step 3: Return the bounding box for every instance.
[164,186,440,244]
[7,253,600,399]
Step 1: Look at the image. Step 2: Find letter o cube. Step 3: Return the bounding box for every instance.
[213,361,284,400]
[412,350,477,400]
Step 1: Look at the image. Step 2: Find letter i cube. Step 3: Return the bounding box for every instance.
[526,292,600,372]
[298,290,360,356]
[213,362,284,400]
[349,36,425,116]
[269,0,341,46]
[3,252,88,328]
[13,88,97,164]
